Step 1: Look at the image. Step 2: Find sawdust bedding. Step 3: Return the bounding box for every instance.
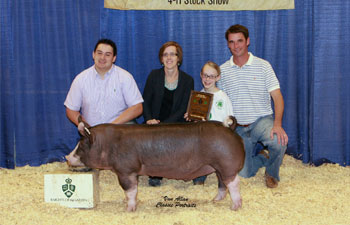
[0,155,349,225]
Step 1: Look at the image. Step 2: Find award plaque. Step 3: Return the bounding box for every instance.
[186,90,213,121]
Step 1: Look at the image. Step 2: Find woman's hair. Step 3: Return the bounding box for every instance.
[158,41,183,66]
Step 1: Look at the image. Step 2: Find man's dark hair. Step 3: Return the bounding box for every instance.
[225,24,249,41]
[94,39,117,56]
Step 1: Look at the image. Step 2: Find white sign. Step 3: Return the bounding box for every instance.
[105,0,295,11]
[44,170,99,208]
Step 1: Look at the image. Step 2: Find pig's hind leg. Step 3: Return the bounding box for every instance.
[125,186,138,212]
[225,175,242,211]
[213,172,227,201]
[117,172,139,212]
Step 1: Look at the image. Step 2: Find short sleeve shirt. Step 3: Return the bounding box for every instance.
[201,89,233,122]
[218,53,280,124]
[64,65,143,126]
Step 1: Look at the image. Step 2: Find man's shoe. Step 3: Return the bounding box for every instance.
[265,172,278,188]
[193,176,206,185]
[193,180,205,185]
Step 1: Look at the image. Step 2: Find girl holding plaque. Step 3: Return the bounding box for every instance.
[186,61,234,185]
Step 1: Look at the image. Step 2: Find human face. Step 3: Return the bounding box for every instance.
[92,43,116,75]
[201,65,220,92]
[161,46,178,70]
[227,32,250,58]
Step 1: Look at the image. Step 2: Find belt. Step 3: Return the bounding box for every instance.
[238,123,251,127]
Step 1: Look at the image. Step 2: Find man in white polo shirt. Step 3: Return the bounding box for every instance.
[217,24,288,188]
[64,39,143,166]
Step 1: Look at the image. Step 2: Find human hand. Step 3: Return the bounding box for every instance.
[184,112,191,121]
[184,112,205,122]
[270,126,288,146]
[146,119,160,125]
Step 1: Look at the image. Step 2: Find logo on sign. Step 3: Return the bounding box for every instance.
[62,178,76,198]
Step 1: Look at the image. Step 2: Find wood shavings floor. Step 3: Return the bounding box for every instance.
[1,155,349,225]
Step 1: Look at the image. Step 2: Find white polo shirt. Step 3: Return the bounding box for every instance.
[218,52,280,125]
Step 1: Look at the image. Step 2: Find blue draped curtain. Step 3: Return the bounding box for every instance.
[1,1,15,168]
[1,0,349,168]
[312,2,350,166]
[1,0,100,168]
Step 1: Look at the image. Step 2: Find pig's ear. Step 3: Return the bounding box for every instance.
[78,122,91,137]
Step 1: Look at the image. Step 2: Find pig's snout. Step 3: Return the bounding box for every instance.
[65,154,85,167]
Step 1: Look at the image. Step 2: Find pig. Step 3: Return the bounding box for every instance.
[66,116,245,212]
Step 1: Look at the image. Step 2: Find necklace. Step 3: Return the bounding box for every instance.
[164,77,178,90]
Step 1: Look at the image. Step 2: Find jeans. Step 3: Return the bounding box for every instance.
[236,115,287,181]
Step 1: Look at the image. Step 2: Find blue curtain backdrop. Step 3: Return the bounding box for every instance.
[1,0,100,168]
[0,1,15,168]
[1,0,349,168]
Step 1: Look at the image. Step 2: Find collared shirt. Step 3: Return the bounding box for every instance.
[217,52,280,125]
[64,64,143,126]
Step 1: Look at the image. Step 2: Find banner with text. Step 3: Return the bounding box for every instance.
[105,0,294,11]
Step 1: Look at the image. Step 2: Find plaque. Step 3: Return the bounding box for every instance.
[186,90,213,121]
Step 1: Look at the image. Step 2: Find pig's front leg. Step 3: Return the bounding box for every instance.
[213,173,227,201]
[225,175,242,211]
[117,173,139,212]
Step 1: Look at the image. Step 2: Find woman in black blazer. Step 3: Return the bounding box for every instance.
[142,41,194,186]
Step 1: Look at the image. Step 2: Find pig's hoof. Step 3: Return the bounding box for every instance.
[126,204,137,212]
[213,196,224,202]
[231,199,242,211]
[213,191,227,201]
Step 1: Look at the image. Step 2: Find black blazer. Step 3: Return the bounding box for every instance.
[142,68,194,123]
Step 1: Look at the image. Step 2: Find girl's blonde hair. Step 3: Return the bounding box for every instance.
[201,61,221,75]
